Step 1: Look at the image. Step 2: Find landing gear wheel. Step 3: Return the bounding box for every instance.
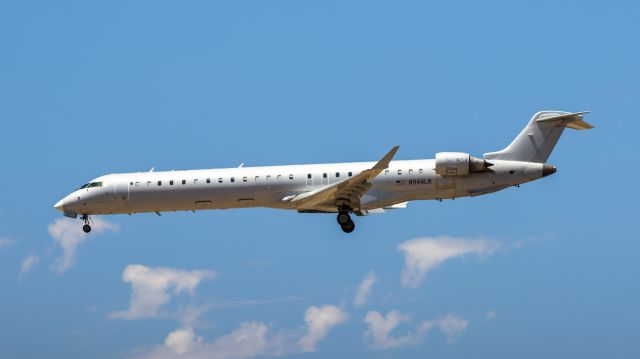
[337,212,351,225]
[340,220,355,233]
[81,214,91,233]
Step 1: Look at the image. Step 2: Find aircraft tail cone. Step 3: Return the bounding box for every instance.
[542,164,557,177]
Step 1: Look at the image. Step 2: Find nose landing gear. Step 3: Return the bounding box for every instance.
[337,212,355,233]
[81,214,92,233]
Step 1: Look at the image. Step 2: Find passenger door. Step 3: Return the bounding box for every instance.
[114,181,130,201]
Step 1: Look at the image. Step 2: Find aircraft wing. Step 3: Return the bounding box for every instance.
[284,146,399,211]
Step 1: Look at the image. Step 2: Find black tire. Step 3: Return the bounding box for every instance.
[82,224,92,233]
[337,212,351,225]
[341,220,355,233]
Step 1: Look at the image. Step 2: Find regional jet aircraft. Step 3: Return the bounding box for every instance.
[54,111,593,233]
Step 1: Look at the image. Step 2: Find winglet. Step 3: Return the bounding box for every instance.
[372,146,400,170]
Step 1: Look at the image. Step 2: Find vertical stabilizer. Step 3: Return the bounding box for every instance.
[484,111,592,163]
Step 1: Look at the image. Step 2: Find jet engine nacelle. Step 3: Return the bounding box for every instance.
[435,152,493,176]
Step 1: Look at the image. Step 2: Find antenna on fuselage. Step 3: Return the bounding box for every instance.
[149,167,155,172]
[238,162,244,168]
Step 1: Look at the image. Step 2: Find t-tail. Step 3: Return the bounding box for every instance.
[484,111,593,163]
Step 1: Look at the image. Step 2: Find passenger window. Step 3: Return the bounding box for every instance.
[231,177,235,182]
[307,173,312,179]
[255,176,260,181]
[218,178,223,183]
[277,175,282,181]
[135,182,140,187]
[323,173,327,178]
[419,169,424,174]
[348,171,352,177]
[129,182,133,186]
[157,181,162,186]
[267,175,271,181]
[182,180,186,185]
[194,179,198,184]
[398,170,402,175]
[147,181,152,187]
[335,172,340,177]
[243,176,248,182]
[170,180,174,185]
[409,169,413,174]
[385,170,389,175]
[289,174,294,180]
[206,178,211,184]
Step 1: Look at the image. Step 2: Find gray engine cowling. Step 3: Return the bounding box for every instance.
[435,152,493,176]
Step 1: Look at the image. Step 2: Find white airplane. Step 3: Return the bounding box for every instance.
[54,111,592,233]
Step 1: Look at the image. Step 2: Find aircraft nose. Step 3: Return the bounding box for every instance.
[54,198,67,211]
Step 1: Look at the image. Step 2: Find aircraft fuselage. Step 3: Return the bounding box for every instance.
[54,110,591,233]
[54,159,549,217]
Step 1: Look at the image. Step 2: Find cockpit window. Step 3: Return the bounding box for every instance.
[79,182,103,189]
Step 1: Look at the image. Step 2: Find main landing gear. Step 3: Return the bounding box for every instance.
[337,212,355,233]
[81,214,92,233]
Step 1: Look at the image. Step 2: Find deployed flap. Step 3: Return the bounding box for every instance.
[384,201,408,209]
[536,111,593,130]
[285,146,400,211]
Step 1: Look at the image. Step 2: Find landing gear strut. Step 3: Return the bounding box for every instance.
[337,212,355,233]
[81,214,91,233]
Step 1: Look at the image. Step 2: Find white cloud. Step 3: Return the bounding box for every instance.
[18,254,39,280]
[48,217,118,274]
[134,302,347,358]
[134,302,348,358]
[364,310,470,349]
[165,327,199,355]
[0,238,13,249]
[485,310,497,320]
[176,304,211,327]
[354,271,377,308]
[422,314,469,343]
[134,323,295,359]
[363,310,417,349]
[201,323,291,358]
[398,236,500,288]
[110,264,216,320]
[298,305,348,352]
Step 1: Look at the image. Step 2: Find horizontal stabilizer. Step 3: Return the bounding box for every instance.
[536,111,593,130]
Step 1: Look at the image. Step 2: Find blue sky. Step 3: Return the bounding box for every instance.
[1,0,639,358]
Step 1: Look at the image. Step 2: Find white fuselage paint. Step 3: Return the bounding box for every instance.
[55,159,547,216]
